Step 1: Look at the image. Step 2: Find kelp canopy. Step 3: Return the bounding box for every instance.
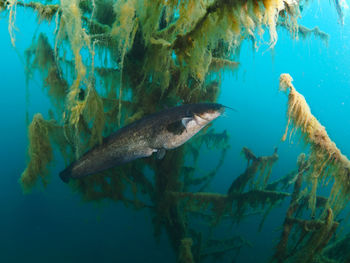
[2,0,350,262]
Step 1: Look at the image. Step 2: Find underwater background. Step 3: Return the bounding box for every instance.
[1,1,350,263]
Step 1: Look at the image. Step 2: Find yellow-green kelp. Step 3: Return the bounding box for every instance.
[279,73,350,216]
[272,74,350,263]
[20,114,53,192]
[272,153,340,263]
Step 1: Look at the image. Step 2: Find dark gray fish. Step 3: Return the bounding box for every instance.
[59,103,226,183]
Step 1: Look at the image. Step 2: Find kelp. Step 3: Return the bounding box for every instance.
[178,238,195,263]
[228,147,279,193]
[3,0,310,103]
[298,26,329,44]
[20,114,53,192]
[321,232,350,262]
[279,74,350,215]
[20,113,70,192]
[273,153,308,262]
[266,171,297,191]
[272,75,350,263]
[283,211,339,263]
[25,33,68,110]
[163,148,292,262]
[277,21,330,44]
[169,147,288,225]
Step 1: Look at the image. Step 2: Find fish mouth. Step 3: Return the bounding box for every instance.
[195,107,224,124]
[210,104,227,115]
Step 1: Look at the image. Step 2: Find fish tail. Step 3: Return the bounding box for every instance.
[59,166,72,183]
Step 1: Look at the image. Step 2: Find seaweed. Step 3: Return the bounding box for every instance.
[322,232,350,262]
[272,75,350,263]
[178,238,195,263]
[1,1,348,262]
[279,74,350,215]
[25,33,68,111]
[297,25,329,44]
[20,114,53,192]
[228,147,279,193]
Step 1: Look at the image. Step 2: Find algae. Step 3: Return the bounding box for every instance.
[20,113,53,192]
[1,0,349,262]
[279,73,350,215]
[274,74,350,263]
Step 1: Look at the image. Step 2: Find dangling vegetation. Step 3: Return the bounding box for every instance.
[1,0,349,262]
[280,73,350,216]
[20,113,53,192]
[275,74,350,263]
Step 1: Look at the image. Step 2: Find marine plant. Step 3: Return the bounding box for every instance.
[273,74,350,263]
[1,0,349,262]
[279,73,350,216]
[20,113,53,192]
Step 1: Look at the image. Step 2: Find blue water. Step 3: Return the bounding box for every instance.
[1,1,350,262]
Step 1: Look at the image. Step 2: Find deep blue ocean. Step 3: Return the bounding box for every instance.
[1,1,350,263]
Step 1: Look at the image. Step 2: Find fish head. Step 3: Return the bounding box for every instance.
[157,103,226,150]
[189,103,225,126]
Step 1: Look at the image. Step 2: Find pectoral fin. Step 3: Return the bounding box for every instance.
[167,120,186,134]
[166,117,194,135]
[156,148,166,160]
[181,117,193,129]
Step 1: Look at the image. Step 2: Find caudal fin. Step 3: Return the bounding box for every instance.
[59,167,72,183]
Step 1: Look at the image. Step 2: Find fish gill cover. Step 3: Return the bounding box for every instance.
[1,0,350,262]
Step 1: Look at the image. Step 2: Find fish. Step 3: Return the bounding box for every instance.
[59,103,226,183]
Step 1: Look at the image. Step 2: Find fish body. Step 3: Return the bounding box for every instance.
[59,103,225,183]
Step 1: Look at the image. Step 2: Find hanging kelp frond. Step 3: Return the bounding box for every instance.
[20,114,53,192]
[272,152,340,263]
[178,238,195,263]
[279,73,350,215]
[228,147,279,193]
[25,33,68,110]
[20,113,72,192]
